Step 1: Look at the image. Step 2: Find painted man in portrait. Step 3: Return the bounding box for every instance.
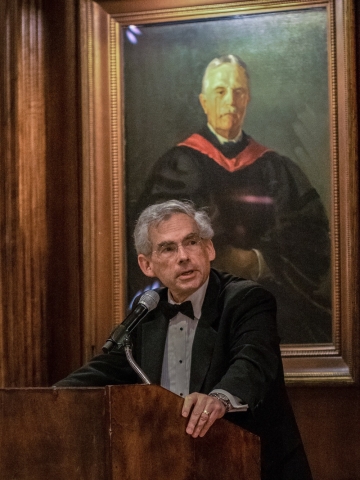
[135,54,331,344]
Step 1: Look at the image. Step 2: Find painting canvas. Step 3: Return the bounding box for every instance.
[122,7,331,346]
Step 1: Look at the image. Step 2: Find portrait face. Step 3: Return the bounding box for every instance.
[199,63,250,139]
[137,213,215,303]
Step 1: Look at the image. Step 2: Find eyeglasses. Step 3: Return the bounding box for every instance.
[153,234,203,260]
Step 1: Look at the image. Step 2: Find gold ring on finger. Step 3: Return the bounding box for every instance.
[202,410,210,415]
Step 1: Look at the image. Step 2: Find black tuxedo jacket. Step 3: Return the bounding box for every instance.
[55,269,312,479]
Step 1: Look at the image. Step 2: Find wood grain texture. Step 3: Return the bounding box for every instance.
[0,388,107,479]
[0,0,84,387]
[0,386,259,479]
[0,0,47,387]
[289,386,360,480]
[42,0,83,384]
[108,385,261,480]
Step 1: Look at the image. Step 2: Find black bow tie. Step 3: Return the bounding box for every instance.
[160,300,195,320]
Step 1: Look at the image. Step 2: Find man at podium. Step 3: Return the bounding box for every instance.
[55,199,312,480]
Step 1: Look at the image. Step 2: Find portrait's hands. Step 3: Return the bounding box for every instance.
[182,392,226,438]
[214,246,259,280]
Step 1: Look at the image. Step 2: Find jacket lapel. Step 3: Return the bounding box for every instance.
[190,271,221,393]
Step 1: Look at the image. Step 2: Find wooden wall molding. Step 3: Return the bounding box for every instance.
[0,0,47,387]
[0,0,83,386]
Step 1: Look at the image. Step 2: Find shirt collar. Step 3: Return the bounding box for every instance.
[207,123,243,144]
[167,277,209,320]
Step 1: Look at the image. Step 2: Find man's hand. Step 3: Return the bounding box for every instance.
[182,392,226,438]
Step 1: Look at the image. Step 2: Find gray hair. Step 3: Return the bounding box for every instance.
[201,54,249,94]
[134,200,214,255]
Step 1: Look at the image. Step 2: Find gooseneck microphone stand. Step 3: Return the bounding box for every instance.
[122,334,151,385]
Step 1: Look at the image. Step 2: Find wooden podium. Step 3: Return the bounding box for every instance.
[0,385,260,479]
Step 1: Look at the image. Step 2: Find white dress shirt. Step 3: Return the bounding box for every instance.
[160,278,247,412]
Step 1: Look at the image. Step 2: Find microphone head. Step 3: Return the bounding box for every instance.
[138,290,160,311]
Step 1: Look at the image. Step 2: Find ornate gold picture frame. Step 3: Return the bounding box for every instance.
[80,0,358,384]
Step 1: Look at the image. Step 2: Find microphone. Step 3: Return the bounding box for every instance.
[102,290,160,353]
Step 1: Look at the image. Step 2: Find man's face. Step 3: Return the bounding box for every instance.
[199,63,250,140]
[138,213,215,303]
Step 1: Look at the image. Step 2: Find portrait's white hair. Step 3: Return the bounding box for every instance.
[201,54,249,94]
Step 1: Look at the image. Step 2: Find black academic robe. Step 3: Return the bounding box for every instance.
[55,269,312,479]
[134,127,331,344]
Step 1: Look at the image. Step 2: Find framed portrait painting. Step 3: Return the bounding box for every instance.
[80,0,358,384]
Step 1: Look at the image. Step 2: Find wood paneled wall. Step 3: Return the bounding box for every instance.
[0,0,48,386]
[0,0,82,386]
[0,0,359,478]
[289,387,360,480]
[42,0,83,384]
